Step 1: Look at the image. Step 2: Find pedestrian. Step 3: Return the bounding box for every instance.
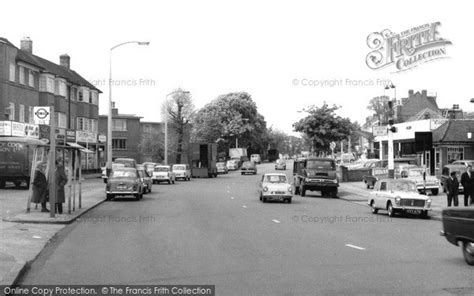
[32,162,49,212]
[53,159,68,214]
[446,171,459,207]
[460,165,473,206]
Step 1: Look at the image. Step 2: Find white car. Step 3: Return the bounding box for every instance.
[226,160,239,171]
[172,164,191,181]
[368,178,432,218]
[400,167,440,195]
[152,165,176,184]
[258,173,293,203]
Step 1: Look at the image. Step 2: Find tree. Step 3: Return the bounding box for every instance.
[191,92,268,155]
[367,95,390,125]
[293,103,356,154]
[138,133,164,163]
[162,89,194,164]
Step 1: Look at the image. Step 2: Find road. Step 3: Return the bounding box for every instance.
[18,162,474,295]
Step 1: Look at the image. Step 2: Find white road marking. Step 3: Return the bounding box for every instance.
[272,219,281,223]
[242,205,247,208]
[32,235,42,239]
[345,244,365,250]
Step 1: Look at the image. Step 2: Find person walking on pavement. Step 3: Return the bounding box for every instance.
[460,165,473,206]
[32,162,49,212]
[446,171,459,207]
[53,159,68,214]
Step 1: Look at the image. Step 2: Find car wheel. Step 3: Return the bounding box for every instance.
[462,241,474,265]
[172,180,175,184]
[262,196,267,203]
[135,194,140,201]
[431,189,438,196]
[370,201,378,214]
[294,184,300,195]
[168,180,171,184]
[331,190,338,198]
[387,202,395,217]
[287,198,292,204]
[106,194,114,201]
[420,210,429,219]
[259,193,262,201]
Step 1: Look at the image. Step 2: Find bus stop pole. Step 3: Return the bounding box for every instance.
[79,151,82,209]
[67,149,73,214]
[26,147,38,213]
[73,150,77,211]
[49,107,56,218]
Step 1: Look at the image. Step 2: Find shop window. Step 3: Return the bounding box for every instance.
[447,147,464,163]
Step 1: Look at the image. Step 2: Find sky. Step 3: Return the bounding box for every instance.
[2,0,473,135]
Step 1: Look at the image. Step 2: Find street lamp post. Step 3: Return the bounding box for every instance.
[164,90,190,165]
[107,41,149,174]
[385,83,396,178]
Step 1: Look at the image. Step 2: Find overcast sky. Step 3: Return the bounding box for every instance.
[2,0,473,135]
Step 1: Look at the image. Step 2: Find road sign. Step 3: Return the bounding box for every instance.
[372,126,387,137]
[33,107,50,125]
[330,142,336,150]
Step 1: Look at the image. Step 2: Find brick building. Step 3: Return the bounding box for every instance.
[0,37,102,171]
[98,103,142,162]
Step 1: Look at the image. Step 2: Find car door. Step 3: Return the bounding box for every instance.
[374,181,388,208]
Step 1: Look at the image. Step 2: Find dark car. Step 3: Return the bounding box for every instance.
[441,208,474,265]
[106,167,143,201]
[241,161,257,175]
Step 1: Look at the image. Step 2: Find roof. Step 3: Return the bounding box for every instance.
[432,120,474,143]
[406,108,442,122]
[3,37,101,93]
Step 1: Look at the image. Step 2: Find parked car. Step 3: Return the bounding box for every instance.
[452,160,474,167]
[138,168,153,193]
[102,163,125,183]
[250,154,262,164]
[368,178,432,218]
[275,159,286,170]
[241,161,257,175]
[113,158,137,168]
[440,208,474,265]
[152,165,176,184]
[400,167,441,195]
[440,165,466,194]
[216,162,228,174]
[258,173,293,203]
[226,160,239,171]
[172,164,191,181]
[105,167,143,201]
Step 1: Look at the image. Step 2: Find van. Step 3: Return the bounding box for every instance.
[250,154,261,164]
[172,164,191,181]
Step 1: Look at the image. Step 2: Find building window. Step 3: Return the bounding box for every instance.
[39,75,55,93]
[28,70,35,88]
[55,112,67,128]
[28,106,34,124]
[7,103,15,121]
[9,63,16,82]
[447,147,464,163]
[19,67,25,85]
[71,87,77,101]
[112,139,127,150]
[91,119,98,133]
[90,91,98,105]
[112,119,127,131]
[19,104,25,122]
[77,117,84,130]
[435,149,441,170]
[58,80,67,97]
[78,89,83,102]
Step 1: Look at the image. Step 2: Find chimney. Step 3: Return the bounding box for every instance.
[20,37,33,54]
[60,54,70,69]
[421,90,427,97]
[111,102,118,116]
[408,89,414,96]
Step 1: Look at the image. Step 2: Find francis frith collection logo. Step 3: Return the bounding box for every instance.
[366,22,452,72]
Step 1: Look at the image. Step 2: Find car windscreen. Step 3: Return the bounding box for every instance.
[154,167,169,172]
[111,170,137,178]
[392,181,417,192]
[114,160,135,167]
[306,160,335,170]
[173,165,186,170]
[265,175,287,183]
[242,162,253,168]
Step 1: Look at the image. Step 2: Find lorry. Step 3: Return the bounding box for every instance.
[0,137,46,188]
[229,148,248,168]
[293,157,339,198]
[189,143,218,178]
[267,148,279,162]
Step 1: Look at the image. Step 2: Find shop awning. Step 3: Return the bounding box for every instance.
[66,142,94,153]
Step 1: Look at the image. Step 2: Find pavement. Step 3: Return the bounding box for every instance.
[0,174,104,286]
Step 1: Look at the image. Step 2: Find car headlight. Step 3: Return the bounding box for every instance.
[304,178,310,182]
[263,186,268,192]
[288,186,292,192]
[395,197,401,205]
[427,198,432,206]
